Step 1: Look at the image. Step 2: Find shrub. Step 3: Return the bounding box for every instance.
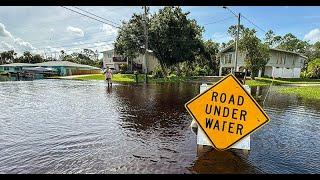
[304,58,320,78]
[152,65,164,78]
[119,64,128,73]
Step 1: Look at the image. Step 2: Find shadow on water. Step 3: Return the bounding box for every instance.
[113,83,199,134]
[0,80,319,173]
[188,147,261,174]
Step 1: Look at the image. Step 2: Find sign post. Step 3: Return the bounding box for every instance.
[185,73,270,151]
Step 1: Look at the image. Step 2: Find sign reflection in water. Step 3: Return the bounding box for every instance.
[0,80,319,173]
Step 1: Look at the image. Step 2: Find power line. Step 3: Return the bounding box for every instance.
[34,43,114,54]
[72,6,120,28]
[35,40,113,51]
[30,33,116,47]
[203,16,235,25]
[60,6,120,29]
[241,14,268,33]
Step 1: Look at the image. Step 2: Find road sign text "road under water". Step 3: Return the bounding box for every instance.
[185,74,270,151]
[205,92,247,135]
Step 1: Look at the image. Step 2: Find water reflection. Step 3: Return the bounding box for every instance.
[0,80,319,173]
[189,148,259,174]
[106,85,113,94]
[113,83,198,134]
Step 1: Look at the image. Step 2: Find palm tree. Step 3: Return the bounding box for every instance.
[23,51,33,63]
[60,50,65,61]
[7,50,17,63]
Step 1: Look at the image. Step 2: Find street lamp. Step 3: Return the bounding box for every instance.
[223,6,240,74]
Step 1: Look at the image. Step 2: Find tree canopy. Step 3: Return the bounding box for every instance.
[239,28,270,78]
[114,6,204,76]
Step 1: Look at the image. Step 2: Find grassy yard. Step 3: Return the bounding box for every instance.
[59,74,320,88]
[277,86,320,100]
[69,73,191,83]
[246,77,320,87]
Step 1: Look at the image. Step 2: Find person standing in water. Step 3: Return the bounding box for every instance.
[105,68,113,86]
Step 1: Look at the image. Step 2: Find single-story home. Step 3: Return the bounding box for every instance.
[218,43,307,78]
[0,61,101,76]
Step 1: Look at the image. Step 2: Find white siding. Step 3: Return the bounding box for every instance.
[282,68,293,78]
[264,66,273,77]
[293,68,301,78]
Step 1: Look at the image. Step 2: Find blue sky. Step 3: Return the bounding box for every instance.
[0,6,319,58]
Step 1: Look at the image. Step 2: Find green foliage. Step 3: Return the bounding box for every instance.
[152,65,164,78]
[227,25,245,39]
[239,28,269,78]
[149,7,203,68]
[115,6,204,77]
[238,28,270,78]
[192,65,208,76]
[303,58,320,78]
[119,64,128,73]
[114,13,146,60]
[0,50,17,64]
[194,39,220,75]
[278,86,320,100]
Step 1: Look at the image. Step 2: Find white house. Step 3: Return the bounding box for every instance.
[102,49,159,73]
[218,44,307,78]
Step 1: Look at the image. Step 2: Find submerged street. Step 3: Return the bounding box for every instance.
[0,80,319,173]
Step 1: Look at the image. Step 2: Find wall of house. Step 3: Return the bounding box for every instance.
[103,50,114,68]
[220,51,246,69]
[267,50,304,69]
[220,49,305,78]
[265,66,302,78]
[131,53,159,73]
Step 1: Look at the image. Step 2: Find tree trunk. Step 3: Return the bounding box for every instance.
[159,61,167,78]
[176,64,181,76]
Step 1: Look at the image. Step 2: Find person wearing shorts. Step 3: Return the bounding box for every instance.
[105,68,113,86]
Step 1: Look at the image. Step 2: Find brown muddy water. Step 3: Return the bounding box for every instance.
[0,79,319,174]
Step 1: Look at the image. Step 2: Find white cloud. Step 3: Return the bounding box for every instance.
[0,23,13,38]
[14,37,36,51]
[304,28,320,44]
[67,26,84,37]
[101,24,118,37]
[0,41,15,51]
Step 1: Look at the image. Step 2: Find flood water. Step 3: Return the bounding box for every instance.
[0,79,319,174]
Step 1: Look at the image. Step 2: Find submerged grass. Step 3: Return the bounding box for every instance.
[69,73,191,83]
[277,86,320,100]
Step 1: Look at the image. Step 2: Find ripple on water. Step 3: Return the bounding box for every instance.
[0,80,319,173]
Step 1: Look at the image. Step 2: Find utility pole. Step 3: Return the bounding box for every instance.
[223,6,241,74]
[234,13,241,73]
[143,6,148,83]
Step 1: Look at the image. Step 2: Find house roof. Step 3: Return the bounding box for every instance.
[219,43,307,59]
[0,63,38,67]
[35,61,100,69]
[0,61,100,70]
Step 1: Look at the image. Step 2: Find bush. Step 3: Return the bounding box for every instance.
[304,58,320,78]
[152,65,164,78]
[192,65,209,76]
[119,64,128,73]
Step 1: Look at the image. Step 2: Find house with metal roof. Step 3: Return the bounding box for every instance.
[0,61,102,76]
[218,43,307,78]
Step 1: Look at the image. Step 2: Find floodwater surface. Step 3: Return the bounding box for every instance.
[0,79,319,173]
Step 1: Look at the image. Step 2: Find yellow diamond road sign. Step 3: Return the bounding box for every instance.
[185,73,270,151]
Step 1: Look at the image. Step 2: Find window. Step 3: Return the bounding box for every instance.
[4,67,9,71]
[292,57,295,66]
[228,54,232,64]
